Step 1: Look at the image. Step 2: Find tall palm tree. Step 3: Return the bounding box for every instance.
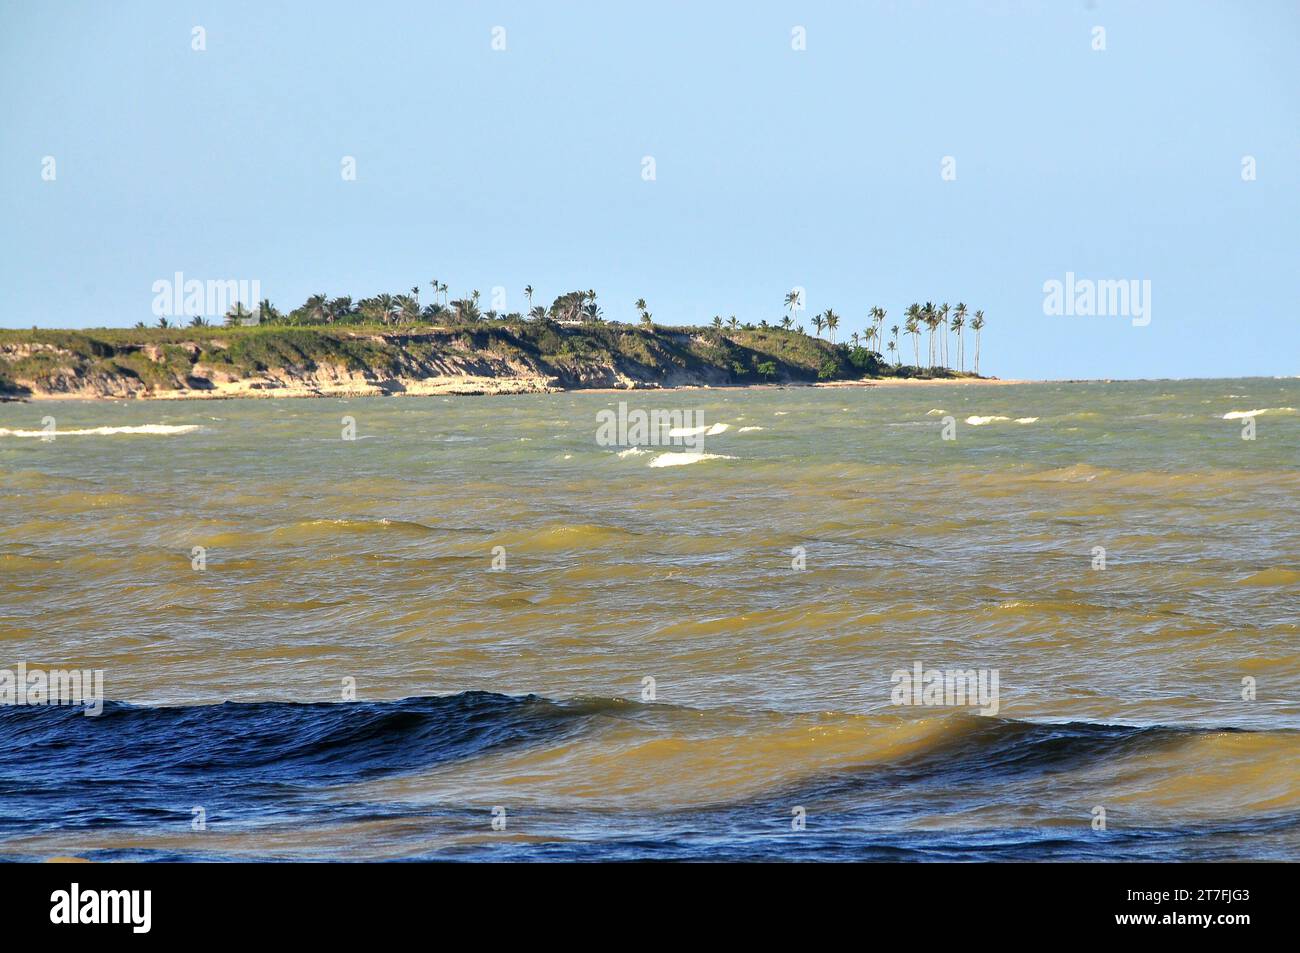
[525,285,534,312]
[430,278,439,303]
[905,304,921,369]
[784,289,802,325]
[712,315,723,329]
[377,293,395,325]
[851,331,860,348]
[952,303,968,372]
[971,310,985,375]
[812,313,826,338]
[868,307,885,353]
[921,302,937,368]
[824,309,840,343]
[727,316,739,331]
[938,303,951,369]
[890,324,900,356]
[781,315,793,330]
[887,340,897,363]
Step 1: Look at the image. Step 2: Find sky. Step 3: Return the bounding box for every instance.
[1,0,1297,380]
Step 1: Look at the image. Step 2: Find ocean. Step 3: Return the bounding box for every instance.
[1,378,1297,861]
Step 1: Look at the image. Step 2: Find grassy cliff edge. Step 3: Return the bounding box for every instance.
[0,321,975,400]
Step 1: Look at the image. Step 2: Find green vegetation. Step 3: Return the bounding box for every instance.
[0,284,989,397]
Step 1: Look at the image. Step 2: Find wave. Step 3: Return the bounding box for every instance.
[0,424,203,438]
[647,452,735,468]
[666,422,729,437]
[2,693,1295,859]
[1222,407,1296,419]
[5,691,1280,794]
[1237,567,1300,587]
[0,693,604,833]
[964,415,1037,426]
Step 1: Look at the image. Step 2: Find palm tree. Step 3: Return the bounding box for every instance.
[971,310,985,375]
[781,315,793,330]
[640,311,653,328]
[850,331,860,348]
[887,340,897,363]
[891,324,900,356]
[784,289,802,325]
[525,285,534,312]
[824,309,840,343]
[305,293,329,324]
[951,303,967,372]
[921,302,937,368]
[224,303,252,327]
[905,304,921,369]
[727,316,739,331]
[812,313,826,338]
[399,294,421,323]
[868,307,885,353]
[377,293,395,325]
[430,278,439,303]
[938,303,951,369]
[529,305,546,321]
[256,298,280,324]
[712,315,723,329]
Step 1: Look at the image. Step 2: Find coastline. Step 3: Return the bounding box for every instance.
[5,373,1033,402]
[0,324,1004,403]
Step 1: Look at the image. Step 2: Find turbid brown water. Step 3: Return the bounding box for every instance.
[1,378,1297,860]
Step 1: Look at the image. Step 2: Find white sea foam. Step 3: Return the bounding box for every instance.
[926,409,946,416]
[647,451,735,468]
[1015,417,1039,424]
[0,424,204,438]
[616,446,650,458]
[667,422,730,438]
[1222,407,1295,420]
[738,426,764,432]
[964,415,1011,426]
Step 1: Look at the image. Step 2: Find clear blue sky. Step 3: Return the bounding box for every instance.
[2,1,1297,379]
